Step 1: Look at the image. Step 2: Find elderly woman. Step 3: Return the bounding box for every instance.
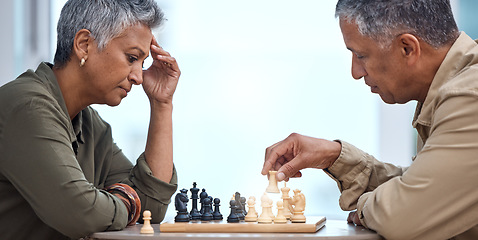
[0,0,180,239]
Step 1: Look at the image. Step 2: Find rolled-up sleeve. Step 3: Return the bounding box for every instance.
[126,153,178,223]
[327,94,478,239]
[89,109,178,224]
[325,140,405,211]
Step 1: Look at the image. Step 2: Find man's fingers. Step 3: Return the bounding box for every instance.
[347,211,362,226]
[262,161,273,176]
[292,171,302,178]
[347,211,355,223]
[262,140,289,175]
[264,133,304,178]
[277,155,304,181]
[263,141,282,174]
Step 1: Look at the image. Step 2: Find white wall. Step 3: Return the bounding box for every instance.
[0,0,16,85]
[94,0,414,220]
[0,0,52,86]
[1,0,424,221]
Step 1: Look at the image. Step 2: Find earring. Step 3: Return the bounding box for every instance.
[79,58,86,67]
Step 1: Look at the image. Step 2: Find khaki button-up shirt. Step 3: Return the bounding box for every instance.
[0,63,178,239]
[326,32,478,240]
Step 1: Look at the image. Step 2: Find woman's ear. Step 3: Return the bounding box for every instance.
[397,33,421,66]
[73,29,92,62]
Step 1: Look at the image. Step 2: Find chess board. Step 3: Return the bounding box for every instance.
[159,216,326,233]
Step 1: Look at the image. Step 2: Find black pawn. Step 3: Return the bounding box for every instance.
[227,200,239,223]
[190,182,201,220]
[199,188,208,215]
[201,197,213,221]
[212,198,223,220]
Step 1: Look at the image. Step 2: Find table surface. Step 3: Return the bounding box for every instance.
[90,220,383,240]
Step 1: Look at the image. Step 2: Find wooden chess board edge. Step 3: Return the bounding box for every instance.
[159,216,326,233]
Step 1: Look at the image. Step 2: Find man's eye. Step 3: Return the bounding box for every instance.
[128,55,138,63]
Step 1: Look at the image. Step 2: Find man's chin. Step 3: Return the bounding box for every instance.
[379,94,396,104]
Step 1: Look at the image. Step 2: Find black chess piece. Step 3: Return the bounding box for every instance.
[235,202,245,221]
[234,192,245,220]
[227,200,239,223]
[207,196,214,215]
[190,182,201,220]
[174,188,190,222]
[240,196,247,215]
[200,197,213,221]
[212,198,223,220]
[199,188,208,215]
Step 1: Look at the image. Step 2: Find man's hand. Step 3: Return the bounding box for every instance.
[347,211,363,226]
[262,133,341,181]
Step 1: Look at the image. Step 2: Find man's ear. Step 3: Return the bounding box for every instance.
[73,29,92,62]
[397,33,421,66]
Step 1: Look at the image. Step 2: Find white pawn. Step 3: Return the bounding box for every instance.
[267,196,275,221]
[258,193,273,224]
[274,200,287,223]
[140,210,154,234]
[245,196,258,222]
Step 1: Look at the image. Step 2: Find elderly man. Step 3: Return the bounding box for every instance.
[262,0,478,239]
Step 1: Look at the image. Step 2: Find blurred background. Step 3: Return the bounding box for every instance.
[0,0,476,221]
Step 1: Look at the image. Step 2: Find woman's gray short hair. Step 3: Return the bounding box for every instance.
[54,0,164,67]
[335,0,459,49]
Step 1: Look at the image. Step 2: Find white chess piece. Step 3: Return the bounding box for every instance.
[140,210,154,234]
[290,189,306,223]
[245,196,258,222]
[257,193,273,223]
[280,182,293,219]
[274,200,287,223]
[266,171,280,193]
[266,196,275,221]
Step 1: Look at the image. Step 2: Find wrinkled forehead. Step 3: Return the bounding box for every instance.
[111,24,153,54]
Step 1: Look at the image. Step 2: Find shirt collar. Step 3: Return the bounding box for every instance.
[413,32,478,127]
[35,62,84,144]
[72,110,85,144]
[36,62,70,118]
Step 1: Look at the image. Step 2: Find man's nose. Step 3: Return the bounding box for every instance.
[351,56,366,80]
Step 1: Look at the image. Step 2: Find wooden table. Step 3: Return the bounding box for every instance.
[89,220,383,240]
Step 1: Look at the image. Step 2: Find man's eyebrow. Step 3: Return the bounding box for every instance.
[346,47,362,55]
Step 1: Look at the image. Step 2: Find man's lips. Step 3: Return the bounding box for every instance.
[364,80,378,93]
[370,86,379,93]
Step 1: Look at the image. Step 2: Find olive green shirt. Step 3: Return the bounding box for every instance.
[0,62,178,239]
[327,32,478,240]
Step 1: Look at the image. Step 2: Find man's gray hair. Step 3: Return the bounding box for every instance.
[335,0,459,48]
[54,0,164,67]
